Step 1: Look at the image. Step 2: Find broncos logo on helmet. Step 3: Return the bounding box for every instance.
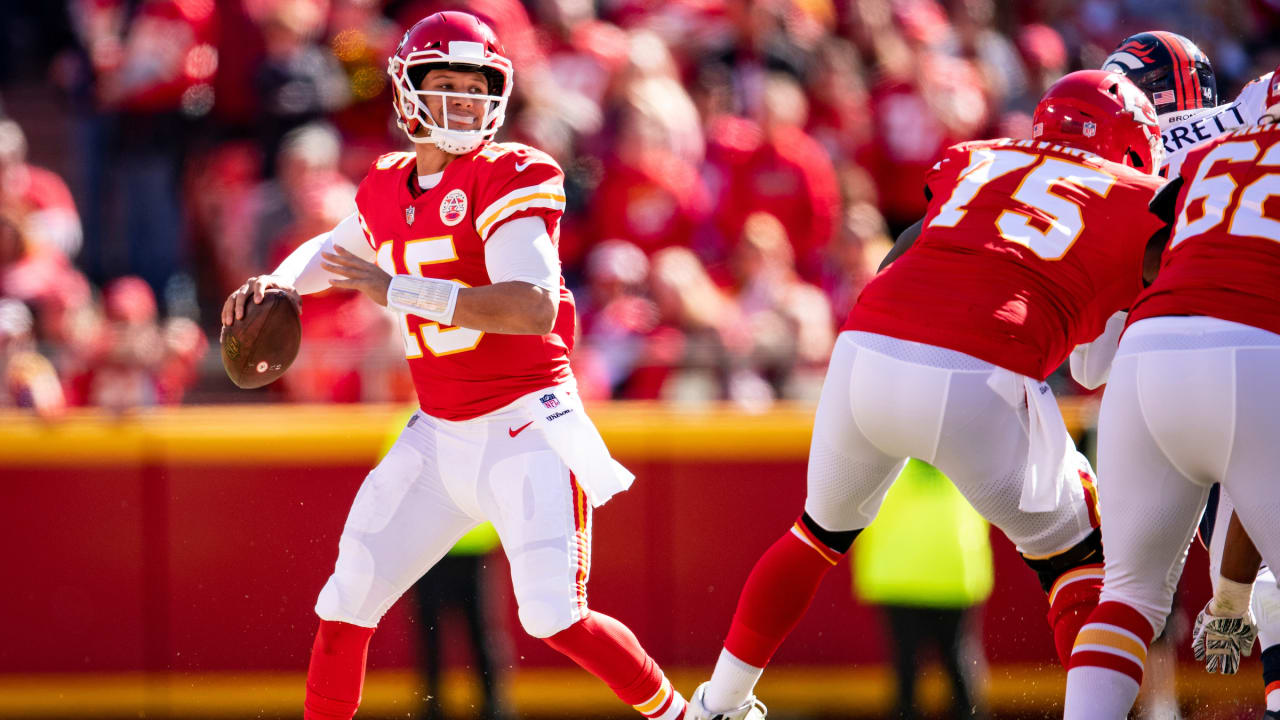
[1102,31,1217,117]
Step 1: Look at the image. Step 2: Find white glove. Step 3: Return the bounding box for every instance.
[1191,600,1259,674]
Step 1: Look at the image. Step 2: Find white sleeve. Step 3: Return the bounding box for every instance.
[483,215,561,292]
[1239,71,1275,123]
[269,213,374,295]
[1069,310,1128,390]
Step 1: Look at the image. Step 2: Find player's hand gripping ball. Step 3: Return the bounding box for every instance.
[220,288,301,389]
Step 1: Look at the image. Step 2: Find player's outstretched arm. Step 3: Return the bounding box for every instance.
[1193,511,1263,674]
[221,213,372,327]
[326,216,561,336]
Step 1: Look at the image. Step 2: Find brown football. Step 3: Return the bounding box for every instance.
[221,289,302,389]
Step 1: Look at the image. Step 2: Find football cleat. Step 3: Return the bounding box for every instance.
[685,682,767,720]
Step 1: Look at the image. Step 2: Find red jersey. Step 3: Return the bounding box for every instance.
[356,142,574,420]
[1129,124,1280,336]
[845,138,1165,381]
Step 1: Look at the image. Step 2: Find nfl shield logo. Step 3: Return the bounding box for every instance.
[405,205,415,225]
[1083,121,1097,137]
[540,393,560,409]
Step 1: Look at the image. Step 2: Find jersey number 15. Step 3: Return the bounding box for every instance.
[375,235,484,357]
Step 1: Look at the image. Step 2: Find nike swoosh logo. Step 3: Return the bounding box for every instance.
[514,160,532,172]
[508,421,534,438]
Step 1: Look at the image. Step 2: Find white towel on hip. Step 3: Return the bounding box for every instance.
[987,368,1072,513]
[521,383,635,508]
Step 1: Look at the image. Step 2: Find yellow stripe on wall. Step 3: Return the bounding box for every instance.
[0,664,1253,718]
[0,399,1094,467]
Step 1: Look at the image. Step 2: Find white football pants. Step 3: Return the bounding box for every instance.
[315,395,592,638]
[1097,316,1280,636]
[805,331,1096,557]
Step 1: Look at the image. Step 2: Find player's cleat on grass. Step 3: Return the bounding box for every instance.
[684,682,767,720]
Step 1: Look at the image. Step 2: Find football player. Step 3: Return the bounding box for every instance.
[1103,31,1277,176]
[1062,78,1280,720]
[1105,33,1280,703]
[221,12,689,720]
[684,70,1167,720]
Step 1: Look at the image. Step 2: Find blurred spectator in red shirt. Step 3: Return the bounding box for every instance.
[725,212,833,402]
[823,202,893,321]
[0,209,92,349]
[64,276,206,411]
[533,0,629,119]
[0,298,66,419]
[575,239,658,399]
[0,119,83,259]
[706,72,839,282]
[804,37,873,167]
[632,246,747,402]
[584,104,710,261]
[951,0,1027,116]
[1014,23,1068,106]
[861,7,989,234]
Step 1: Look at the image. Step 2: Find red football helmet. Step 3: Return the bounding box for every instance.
[387,11,513,154]
[1033,70,1163,173]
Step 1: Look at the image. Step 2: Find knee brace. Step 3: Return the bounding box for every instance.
[1022,527,1104,594]
[799,511,861,555]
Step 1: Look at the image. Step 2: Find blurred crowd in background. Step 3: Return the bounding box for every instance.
[0,0,1277,415]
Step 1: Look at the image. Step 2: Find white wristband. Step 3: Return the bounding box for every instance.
[1210,576,1255,617]
[387,275,461,326]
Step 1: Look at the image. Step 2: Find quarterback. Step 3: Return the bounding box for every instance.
[685,71,1168,719]
[222,12,688,720]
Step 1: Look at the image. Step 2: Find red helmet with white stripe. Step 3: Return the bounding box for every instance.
[1033,70,1164,174]
[387,11,513,154]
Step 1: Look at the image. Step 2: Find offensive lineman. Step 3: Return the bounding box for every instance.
[1102,33,1280,703]
[222,12,690,720]
[685,71,1167,719]
[1062,78,1280,720]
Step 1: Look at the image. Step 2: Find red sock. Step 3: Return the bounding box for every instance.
[544,611,666,706]
[724,524,843,667]
[1047,563,1104,667]
[1068,600,1155,685]
[304,620,376,720]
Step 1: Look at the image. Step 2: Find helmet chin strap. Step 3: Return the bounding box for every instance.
[426,127,485,154]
